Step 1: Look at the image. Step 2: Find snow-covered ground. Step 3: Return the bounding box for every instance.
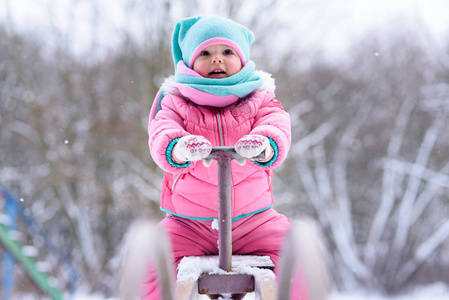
[71,293,449,300]
[70,283,449,300]
[324,282,449,300]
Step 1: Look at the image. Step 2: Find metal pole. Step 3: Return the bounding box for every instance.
[216,152,232,272]
[208,146,261,272]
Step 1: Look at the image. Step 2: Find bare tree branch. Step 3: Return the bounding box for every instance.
[365,99,414,266]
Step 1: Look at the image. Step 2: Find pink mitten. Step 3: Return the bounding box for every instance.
[235,134,272,161]
[172,135,212,163]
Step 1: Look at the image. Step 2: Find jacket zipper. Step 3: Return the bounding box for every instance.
[172,174,182,192]
[215,109,225,146]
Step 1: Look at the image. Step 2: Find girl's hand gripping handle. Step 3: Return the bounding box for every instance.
[234,134,273,165]
[172,135,212,165]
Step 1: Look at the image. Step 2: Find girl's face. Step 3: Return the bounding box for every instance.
[192,44,243,78]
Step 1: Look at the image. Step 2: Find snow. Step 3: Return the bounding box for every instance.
[69,283,449,300]
[211,218,219,230]
[0,213,11,225]
[70,286,449,300]
[176,255,275,283]
[326,283,449,300]
[21,245,39,257]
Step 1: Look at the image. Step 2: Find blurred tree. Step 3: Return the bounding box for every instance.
[276,28,449,294]
[1,0,449,297]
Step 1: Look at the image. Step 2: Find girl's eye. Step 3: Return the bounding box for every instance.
[224,49,234,55]
[200,50,210,56]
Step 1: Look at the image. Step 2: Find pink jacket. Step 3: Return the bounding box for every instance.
[148,74,291,221]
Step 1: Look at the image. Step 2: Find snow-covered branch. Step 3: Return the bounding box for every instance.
[395,219,449,287]
[365,99,414,267]
[8,120,42,146]
[382,159,449,190]
[291,117,339,156]
[392,112,445,255]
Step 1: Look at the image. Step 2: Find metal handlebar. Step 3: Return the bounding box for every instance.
[205,146,265,161]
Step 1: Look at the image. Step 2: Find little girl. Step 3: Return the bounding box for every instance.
[146,15,296,299]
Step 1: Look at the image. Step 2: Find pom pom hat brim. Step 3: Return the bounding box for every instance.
[172,16,255,71]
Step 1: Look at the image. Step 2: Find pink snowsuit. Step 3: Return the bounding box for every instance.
[148,81,291,221]
[142,74,303,298]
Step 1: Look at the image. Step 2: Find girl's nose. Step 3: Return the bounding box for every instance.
[212,56,223,64]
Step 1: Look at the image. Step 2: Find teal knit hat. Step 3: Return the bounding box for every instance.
[172,16,255,70]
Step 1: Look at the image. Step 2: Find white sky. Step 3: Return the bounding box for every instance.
[0,0,448,60]
[277,0,449,59]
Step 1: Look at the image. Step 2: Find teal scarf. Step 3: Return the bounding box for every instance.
[171,60,262,107]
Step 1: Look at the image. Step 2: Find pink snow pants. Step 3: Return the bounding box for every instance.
[141,208,306,299]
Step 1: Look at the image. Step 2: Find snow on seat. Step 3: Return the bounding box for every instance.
[175,255,277,299]
[177,255,275,283]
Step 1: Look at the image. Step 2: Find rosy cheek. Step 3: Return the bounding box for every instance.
[230,61,243,74]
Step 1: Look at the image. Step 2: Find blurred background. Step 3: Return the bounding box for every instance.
[1,0,449,299]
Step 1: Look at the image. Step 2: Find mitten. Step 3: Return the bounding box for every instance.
[172,135,212,165]
[235,134,272,162]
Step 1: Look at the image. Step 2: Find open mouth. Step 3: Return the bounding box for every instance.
[209,69,226,76]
